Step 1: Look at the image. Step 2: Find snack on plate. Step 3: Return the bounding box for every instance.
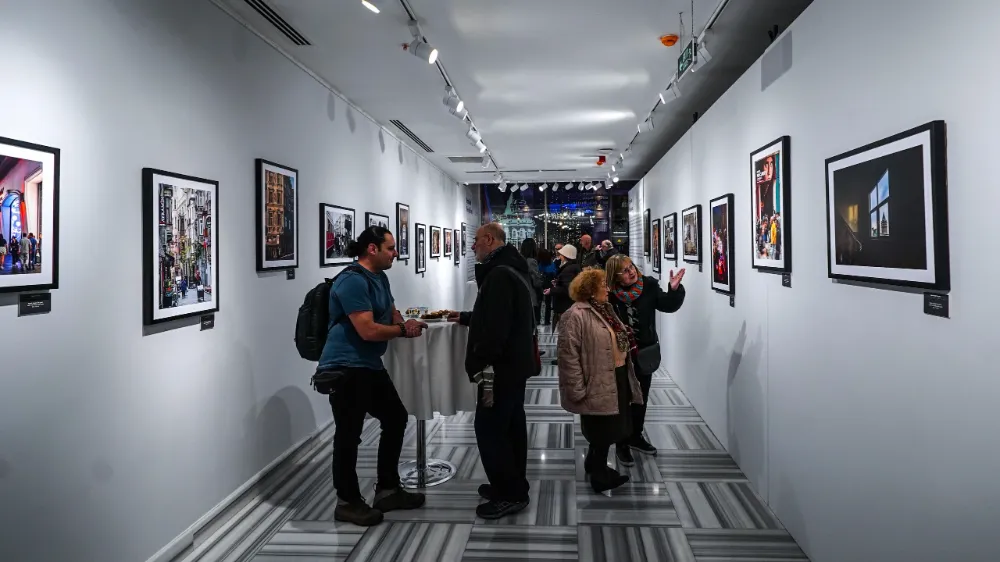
[420,309,451,320]
[405,307,422,317]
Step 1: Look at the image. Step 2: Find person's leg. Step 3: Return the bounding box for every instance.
[329,370,371,503]
[543,293,552,325]
[368,369,425,511]
[475,387,516,498]
[631,365,654,440]
[507,378,530,501]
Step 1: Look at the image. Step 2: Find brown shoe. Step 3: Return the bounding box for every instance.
[334,500,383,526]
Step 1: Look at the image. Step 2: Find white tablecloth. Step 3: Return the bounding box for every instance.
[384,322,477,420]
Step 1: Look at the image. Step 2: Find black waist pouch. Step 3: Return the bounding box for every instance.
[311,369,351,395]
[635,343,661,375]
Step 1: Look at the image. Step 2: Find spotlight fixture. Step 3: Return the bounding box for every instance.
[482,155,491,169]
[444,88,464,114]
[577,183,584,191]
[475,140,487,153]
[566,183,574,190]
[611,165,616,172]
[660,83,681,104]
[691,43,713,72]
[521,183,530,191]
[539,183,549,191]
[499,181,508,192]
[466,126,482,144]
[552,183,560,192]
[361,0,379,13]
[638,118,655,134]
[613,175,620,183]
[405,21,438,64]
[449,106,468,120]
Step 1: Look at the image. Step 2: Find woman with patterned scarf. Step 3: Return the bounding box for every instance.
[604,254,686,467]
[556,268,645,493]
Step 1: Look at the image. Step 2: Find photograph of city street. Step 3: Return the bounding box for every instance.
[430,225,441,257]
[682,204,701,263]
[826,121,948,289]
[321,204,354,267]
[453,229,460,265]
[415,223,426,273]
[143,168,219,325]
[255,159,297,271]
[751,136,790,272]
[444,227,452,257]
[711,194,735,294]
[651,218,661,273]
[396,203,409,259]
[0,136,59,293]
[664,213,677,260]
[366,212,389,229]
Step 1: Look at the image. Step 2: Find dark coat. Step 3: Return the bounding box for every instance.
[459,244,537,386]
[608,275,685,349]
[549,260,582,315]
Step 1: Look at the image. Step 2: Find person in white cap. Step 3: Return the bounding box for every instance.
[543,243,581,331]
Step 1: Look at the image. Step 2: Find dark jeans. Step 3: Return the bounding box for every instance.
[618,362,653,446]
[328,367,408,502]
[474,376,529,501]
[543,293,553,324]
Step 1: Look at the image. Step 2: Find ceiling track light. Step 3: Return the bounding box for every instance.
[482,155,491,169]
[466,126,482,144]
[539,183,549,191]
[552,183,560,191]
[474,140,487,153]
[449,106,468,120]
[405,21,438,64]
[361,0,380,13]
[444,88,464,114]
[691,42,713,72]
[638,118,655,134]
[613,175,620,183]
[660,83,681,104]
[566,183,575,190]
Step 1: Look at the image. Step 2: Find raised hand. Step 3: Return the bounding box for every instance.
[668,268,686,291]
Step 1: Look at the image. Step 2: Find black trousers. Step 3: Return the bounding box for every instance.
[328,367,409,502]
[618,363,653,446]
[542,293,553,324]
[474,376,530,502]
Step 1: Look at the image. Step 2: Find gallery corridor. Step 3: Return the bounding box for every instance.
[168,328,808,562]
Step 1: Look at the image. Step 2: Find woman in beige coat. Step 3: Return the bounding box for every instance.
[557,268,644,493]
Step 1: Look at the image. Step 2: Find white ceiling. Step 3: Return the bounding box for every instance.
[215,0,810,185]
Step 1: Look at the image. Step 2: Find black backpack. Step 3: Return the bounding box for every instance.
[294,265,371,361]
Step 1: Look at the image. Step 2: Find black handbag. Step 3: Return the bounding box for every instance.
[311,369,351,395]
[635,343,661,375]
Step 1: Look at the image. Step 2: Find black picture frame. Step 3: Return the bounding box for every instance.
[709,193,736,295]
[415,223,427,273]
[255,159,298,272]
[319,203,355,267]
[651,218,661,273]
[396,203,410,260]
[453,229,461,265]
[663,212,678,262]
[366,212,390,230]
[143,168,220,326]
[681,204,702,264]
[443,228,453,257]
[643,209,651,256]
[430,225,442,258]
[750,136,792,274]
[0,136,60,294]
[825,121,949,291]
[460,223,467,256]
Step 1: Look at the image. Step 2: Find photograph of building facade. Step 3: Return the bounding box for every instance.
[264,168,295,262]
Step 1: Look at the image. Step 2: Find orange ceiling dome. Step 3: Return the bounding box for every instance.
[660,34,679,47]
[596,155,606,166]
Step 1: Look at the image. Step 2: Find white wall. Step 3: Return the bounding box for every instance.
[0,1,473,561]
[638,1,1000,561]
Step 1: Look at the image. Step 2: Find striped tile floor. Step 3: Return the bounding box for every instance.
[170,325,807,562]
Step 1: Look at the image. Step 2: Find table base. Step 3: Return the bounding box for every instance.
[398,459,456,488]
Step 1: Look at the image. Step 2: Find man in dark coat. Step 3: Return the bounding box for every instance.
[449,222,536,520]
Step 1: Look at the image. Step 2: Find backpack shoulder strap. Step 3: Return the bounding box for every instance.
[498,265,537,336]
[330,264,377,326]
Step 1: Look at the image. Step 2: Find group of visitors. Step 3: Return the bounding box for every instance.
[309,221,686,526]
[0,232,39,273]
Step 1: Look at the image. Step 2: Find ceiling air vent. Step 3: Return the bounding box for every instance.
[447,156,485,164]
[390,120,434,153]
[244,0,311,46]
[465,168,576,175]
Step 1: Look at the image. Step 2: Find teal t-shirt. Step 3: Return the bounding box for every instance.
[318,267,394,370]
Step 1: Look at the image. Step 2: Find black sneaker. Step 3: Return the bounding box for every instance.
[630,437,658,457]
[615,445,635,467]
[477,484,493,500]
[334,500,383,526]
[372,487,426,512]
[476,498,529,520]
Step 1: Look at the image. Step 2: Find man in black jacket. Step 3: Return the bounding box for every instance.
[448,222,535,520]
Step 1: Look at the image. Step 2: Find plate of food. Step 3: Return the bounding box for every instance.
[420,309,451,322]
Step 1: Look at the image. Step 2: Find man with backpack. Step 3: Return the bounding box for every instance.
[447,222,539,520]
[310,226,427,526]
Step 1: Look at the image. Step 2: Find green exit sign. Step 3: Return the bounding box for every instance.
[677,40,696,75]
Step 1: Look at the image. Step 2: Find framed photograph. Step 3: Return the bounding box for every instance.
[143,168,219,325]
[643,209,651,256]
[453,229,461,265]
[460,223,467,255]
[682,204,702,263]
[663,213,678,262]
[396,203,410,260]
[825,121,949,290]
[430,225,441,258]
[443,228,453,257]
[651,218,661,273]
[320,203,354,267]
[255,159,297,272]
[710,194,735,294]
[415,223,427,273]
[366,212,389,230]
[0,136,59,293]
[751,136,791,273]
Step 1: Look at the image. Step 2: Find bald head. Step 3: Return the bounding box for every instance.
[474,222,506,261]
[580,234,592,251]
[601,240,613,251]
